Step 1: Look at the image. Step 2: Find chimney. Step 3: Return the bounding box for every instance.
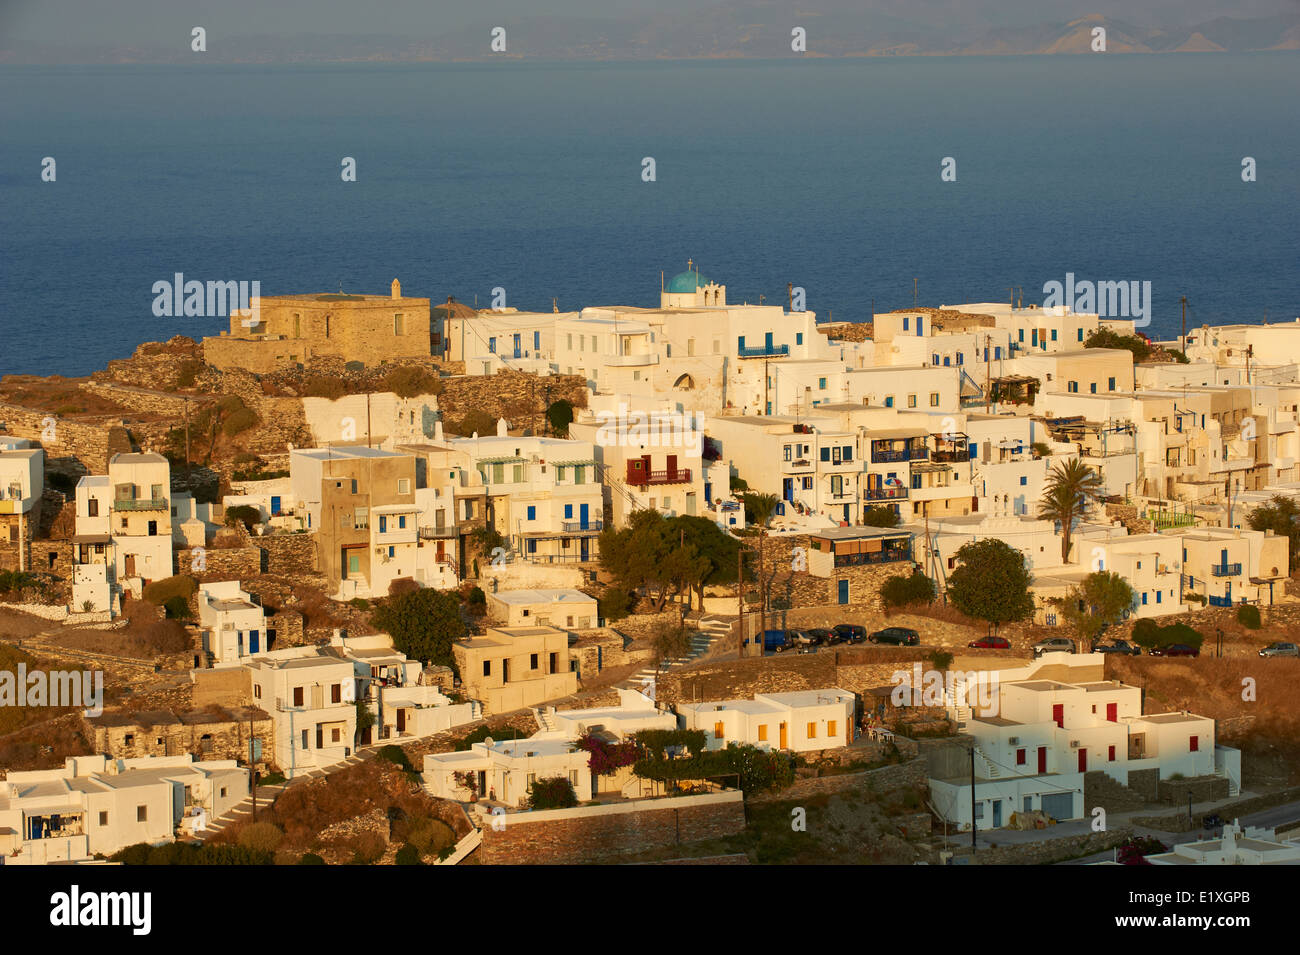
[434,420,444,442]
[496,418,508,437]
[391,278,401,300]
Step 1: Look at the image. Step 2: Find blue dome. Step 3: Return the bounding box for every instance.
[667,270,710,294]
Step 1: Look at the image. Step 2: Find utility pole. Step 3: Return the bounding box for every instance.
[365,392,372,449]
[913,278,918,308]
[1180,295,1188,355]
[737,546,745,658]
[183,397,191,482]
[985,334,991,413]
[787,282,793,311]
[249,715,257,822]
[970,745,977,851]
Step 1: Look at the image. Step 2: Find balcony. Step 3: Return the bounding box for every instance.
[628,468,692,487]
[871,447,929,464]
[418,526,459,539]
[1210,563,1242,577]
[932,450,970,464]
[114,497,168,511]
[737,343,790,358]
[605,353,659,367]
[863,485,908,502]
[562,520,604,533]
[832,549,911,568]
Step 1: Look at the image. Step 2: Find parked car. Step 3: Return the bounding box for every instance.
[1259,642,1300,658]
[1148,643,1200,657]
[760,629,789,653]
[1095,640,1142,656]
[870,626,920,646]
[968,635,1010,649]
[1032,637,1076,657]
[831,624,867,644]
[806,628,833,647]
[786,629,814,647]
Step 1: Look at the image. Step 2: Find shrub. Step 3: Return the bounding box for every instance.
[349,597,370,610]
[880,571,936,609]
[452,410,497,437]
[929,649,954,671]
[598,586,634,622]
[1237,604,1261,629]
[302,375,347,400]
[377,745,412,772]
[402,817,456,856]
[162,595,192,620]
[388,578,419,598]
[395,843,423,866]
[237,822,284,854]
[529,776,578,810]
[298,852,326,865]
[224,505,261,531]
[138,620,191,655]
[347,831,387,865]
[383,366,441,398]
[141,574,198,607]
[545,399,574,437]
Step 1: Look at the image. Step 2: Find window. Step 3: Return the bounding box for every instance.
[1016,749,1026,765]
[331,683,341,703]
[796,333,803,345]
[1018,329,1025,342]
[827,720,837,737]
[137,805,148,822]
[293,687,304,707]
[99,811,108,826]
[393,313,405,335]
[1068,381,1079,393]
[907,394,917,408]
[1108,377,1116,391]
[379,515,387,533]
[1019,476,1027,486]
[398,515,406,529]
[1108,745,1116,761]
[534,331,541,350]
[807,722,817,738]
[1077,328,1084,341]
[757,724,768,742]
[88,498,98,517]
[301,729,309,749]
[398,478,410,494]
[932,353,940,365]
[884,396,894,408]
[930,393,939,407]
[1090,382,1098,394]
[530,653,538,669]
[527,505,536,521]
[714,721,725,740]
[818,377,827,390]
[482,660,491,677]
[1051,329,1058,341]
[1189,735,1199,752]
[254,684,262,699]
[783,445,792,461]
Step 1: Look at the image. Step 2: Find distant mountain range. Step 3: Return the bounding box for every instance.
[5,9,1300,64]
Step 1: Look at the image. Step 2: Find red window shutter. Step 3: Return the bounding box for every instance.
[1016,749,1026,765]
[1108,745,1116,761]
[1190,735,1199,752]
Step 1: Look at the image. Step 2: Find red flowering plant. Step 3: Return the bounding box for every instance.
[574,733,640,776]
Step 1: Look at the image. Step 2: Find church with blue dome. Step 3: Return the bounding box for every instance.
[661,260,727,308]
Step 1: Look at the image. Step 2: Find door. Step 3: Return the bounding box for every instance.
[837,580,849,605]
[396,708,406,733]
[1037,747,1047,773]
[270,496,281,515]
[779,722,787,749]
[782,478,793,501]
[249,630,259,654]
[992,800,1002,828]
[1023,796,1033,813]
[1042,792,1073,820]
[1106,702,1117,722]
[1052,704,1064,728]
[764,331,774,353]
[579,503,589,529]
[666,454,677,479]
[1077,748,1087,772]
[580,537,589,561]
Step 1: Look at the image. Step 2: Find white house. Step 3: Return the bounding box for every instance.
[197,580,268,664]
[676,689,855,753]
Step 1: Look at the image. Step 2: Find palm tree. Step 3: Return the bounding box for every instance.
[1038,458,1105,563]
[743,492,780,642]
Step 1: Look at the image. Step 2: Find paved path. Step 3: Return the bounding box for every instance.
[613,616,730,691]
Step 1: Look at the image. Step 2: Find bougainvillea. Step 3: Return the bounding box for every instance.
[574,733,640,776]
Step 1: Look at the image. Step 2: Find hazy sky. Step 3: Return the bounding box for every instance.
[4,0,1296,48]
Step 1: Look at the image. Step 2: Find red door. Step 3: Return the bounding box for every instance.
[1037,747,1047,773]
[1052,704,1064,728]
[1077,749,1087,772]
[1106,702,1117,722]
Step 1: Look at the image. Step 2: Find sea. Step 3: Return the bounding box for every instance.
[0,53,1297,377]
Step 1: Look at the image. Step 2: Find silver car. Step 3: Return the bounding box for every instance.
[1032,637,1076,657]
[1259,642,1299,658]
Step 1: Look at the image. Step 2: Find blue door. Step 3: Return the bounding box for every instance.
[993,800,1002,827]
[270,495,281,515]
[837,580,849,604]
[512,333,521,358]
[764,331,773,352]
[580,503,589,529]
[783,478,793,501]
[249,630,260,653]
[580,537,589,561]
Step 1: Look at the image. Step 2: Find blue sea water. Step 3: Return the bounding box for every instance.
[0,54,1297,377]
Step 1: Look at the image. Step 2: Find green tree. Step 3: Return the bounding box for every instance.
[545,399,574,437]
[946,539,1035,634]
[1085,327,1151,362]
[862,505,901,528]
[1038,458,1105,563]
[1059,570,1135,647]
[1247,495,1300,571]
[881,570,937,610]
[741,493,780,633]
[371,588,467,668]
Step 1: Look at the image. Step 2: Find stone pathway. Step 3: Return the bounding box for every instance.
[613,617,728,691]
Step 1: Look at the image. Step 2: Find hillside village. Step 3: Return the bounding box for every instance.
[3,268,1300,866]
